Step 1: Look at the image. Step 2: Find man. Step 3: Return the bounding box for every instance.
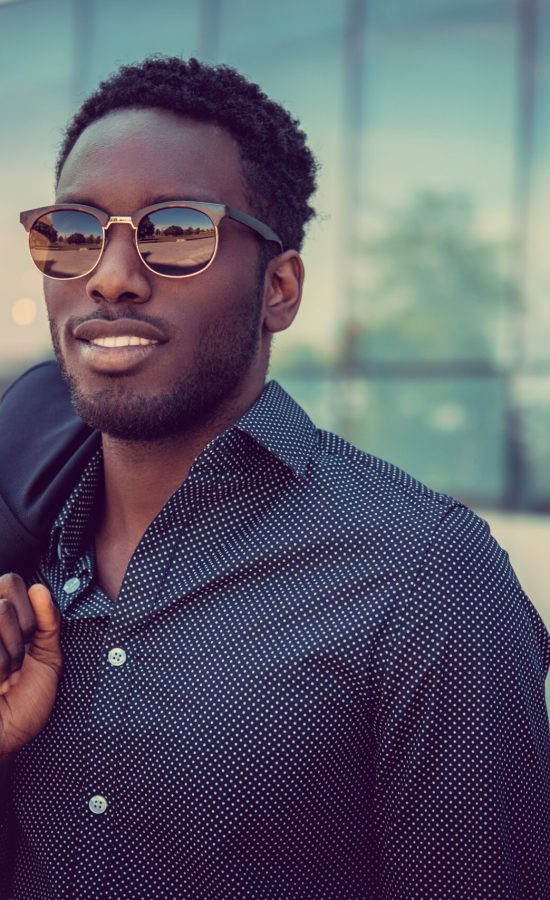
[0,57,549,898]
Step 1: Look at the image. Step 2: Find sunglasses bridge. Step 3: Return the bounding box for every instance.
[106,216,135,227]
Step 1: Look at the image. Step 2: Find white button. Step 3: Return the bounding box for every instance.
[107,647,127,667]
[63,576,81,594]
[89,794,108,814]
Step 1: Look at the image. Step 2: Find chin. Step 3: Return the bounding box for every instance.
[69,383,195,441]
[67,370,248,442]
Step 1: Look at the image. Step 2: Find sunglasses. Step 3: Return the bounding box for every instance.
[20,201,283,280]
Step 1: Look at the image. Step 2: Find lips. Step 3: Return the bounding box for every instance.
[72,317,167,374]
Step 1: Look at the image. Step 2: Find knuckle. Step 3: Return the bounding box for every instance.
[0,598,14,618]
[0,572,25,597]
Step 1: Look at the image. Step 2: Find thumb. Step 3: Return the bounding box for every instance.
[27,584,62,669]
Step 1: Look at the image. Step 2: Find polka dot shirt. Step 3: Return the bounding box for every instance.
[3,381,550,898]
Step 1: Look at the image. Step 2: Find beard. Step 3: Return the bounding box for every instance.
[49,286,264,442]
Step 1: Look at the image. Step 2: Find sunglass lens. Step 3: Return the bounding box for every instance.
[29,211,103,279]
[137,208,216,276]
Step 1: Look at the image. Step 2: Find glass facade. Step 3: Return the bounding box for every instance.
[0,0,548,614]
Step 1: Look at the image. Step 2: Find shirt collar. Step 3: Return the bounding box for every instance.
[47,447,103,567]
[235,380,317,479]
[47,381,317,566]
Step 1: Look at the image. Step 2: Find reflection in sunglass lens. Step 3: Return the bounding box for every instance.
[137,207,216,276]
[29,210,103,279]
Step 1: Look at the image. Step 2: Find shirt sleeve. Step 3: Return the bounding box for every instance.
[372,503,550,898]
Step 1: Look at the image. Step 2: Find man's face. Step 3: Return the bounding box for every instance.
[46,108,269,440]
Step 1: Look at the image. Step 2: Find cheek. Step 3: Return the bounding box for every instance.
[43,283,79,359]
[44,279,88,330]
[43,280,67,321]
[212,232,261,287]
[198,254,265,323]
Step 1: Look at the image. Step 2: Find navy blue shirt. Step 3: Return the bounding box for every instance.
[5,381,550,897]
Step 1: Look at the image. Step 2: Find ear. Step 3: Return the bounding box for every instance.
[262,250,304,334]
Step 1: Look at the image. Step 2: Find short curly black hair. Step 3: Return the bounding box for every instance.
[56,56,317,252]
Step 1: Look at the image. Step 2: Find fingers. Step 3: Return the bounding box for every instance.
[28,584,58,634]
[0,573,35,642]
[0,578,61,691]
[27,584,62,674]
[0,573,35,687]
[0,599,25,687]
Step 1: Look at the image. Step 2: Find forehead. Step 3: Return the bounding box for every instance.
[56,108,249,210]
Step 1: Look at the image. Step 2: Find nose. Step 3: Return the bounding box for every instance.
[86,224,152,305]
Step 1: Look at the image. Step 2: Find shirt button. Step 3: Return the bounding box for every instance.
[63,576,81,594]
[89,794,108,815]
[107,647,127,667]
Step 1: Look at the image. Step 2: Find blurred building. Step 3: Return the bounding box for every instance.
[0,0,548,626]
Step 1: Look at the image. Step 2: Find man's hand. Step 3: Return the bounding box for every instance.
[0,574,62,756]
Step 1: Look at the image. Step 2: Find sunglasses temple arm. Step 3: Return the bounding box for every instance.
[226,207,283,251]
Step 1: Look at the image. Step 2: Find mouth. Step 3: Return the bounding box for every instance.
[72,318,167,374]
[90,335,159,348]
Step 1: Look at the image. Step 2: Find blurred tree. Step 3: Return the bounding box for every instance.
[346,193,515,367]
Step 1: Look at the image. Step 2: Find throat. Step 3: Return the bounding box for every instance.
[94,527,140,602]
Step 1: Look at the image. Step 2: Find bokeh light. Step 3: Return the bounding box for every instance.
[11,296,37,327]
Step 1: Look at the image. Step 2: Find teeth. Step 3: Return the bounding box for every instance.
[90,336,158,348]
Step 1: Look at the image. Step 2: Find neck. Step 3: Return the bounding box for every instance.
[100,435,194,543]
[98,381,265,546]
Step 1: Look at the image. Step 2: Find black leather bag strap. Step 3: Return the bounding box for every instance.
[0,361,98,574]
